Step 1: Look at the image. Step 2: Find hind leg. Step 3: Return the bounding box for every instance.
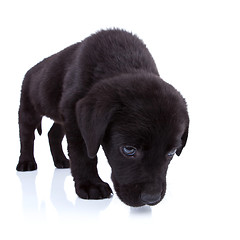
[48,123,70,168]
[17,101,41,171]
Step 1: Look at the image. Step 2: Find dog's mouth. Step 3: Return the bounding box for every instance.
[111,174,165,207]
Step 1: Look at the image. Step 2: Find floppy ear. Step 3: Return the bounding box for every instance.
[75,96,116,159]
[176,125,189,156]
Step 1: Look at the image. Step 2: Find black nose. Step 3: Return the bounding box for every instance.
[141,192,162,205]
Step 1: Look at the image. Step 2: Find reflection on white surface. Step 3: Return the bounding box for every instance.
[16,168,153,222]
[17,171,40,218]
[130,205,152,216]
[17,169,112,219]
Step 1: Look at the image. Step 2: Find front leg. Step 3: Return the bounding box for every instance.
[64,118,112,200]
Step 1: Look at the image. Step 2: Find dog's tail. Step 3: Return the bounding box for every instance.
[37,121,42,135]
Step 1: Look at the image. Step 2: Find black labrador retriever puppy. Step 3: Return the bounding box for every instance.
[17,29,189,207]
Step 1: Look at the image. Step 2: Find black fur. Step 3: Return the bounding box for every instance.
[17,29,189,207]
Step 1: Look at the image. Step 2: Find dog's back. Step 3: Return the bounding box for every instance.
[77,29,159,82]
[21,29,159,121]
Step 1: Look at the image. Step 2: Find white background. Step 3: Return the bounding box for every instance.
[0,0,239,239]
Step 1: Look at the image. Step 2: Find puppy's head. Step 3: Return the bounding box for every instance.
[76,73,189,207]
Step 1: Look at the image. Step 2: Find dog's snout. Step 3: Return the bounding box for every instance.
[141,192,162,206]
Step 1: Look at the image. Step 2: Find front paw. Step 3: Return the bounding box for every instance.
[16,161,37,171]
[75,180,113,200]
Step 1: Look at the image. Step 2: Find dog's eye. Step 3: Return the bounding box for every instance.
[121,146,137,157]
[167,149,177,157]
